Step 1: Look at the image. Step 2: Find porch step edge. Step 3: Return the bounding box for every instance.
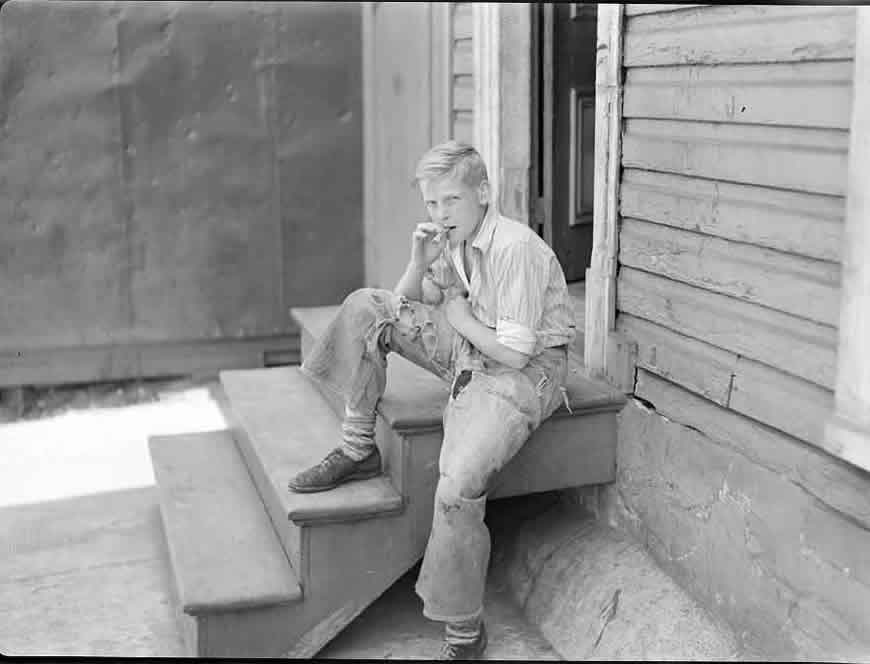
[291,304,626,433]
[149,430,302,616]
[219,367,404,525]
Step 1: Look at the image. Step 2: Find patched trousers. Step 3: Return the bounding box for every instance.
[300,287,568,623]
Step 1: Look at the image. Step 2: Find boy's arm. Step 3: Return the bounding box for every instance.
[445,297,530,369]
[446,241,549,370]
[394,262,445,304]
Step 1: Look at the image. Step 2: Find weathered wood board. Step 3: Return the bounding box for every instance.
[624,5,706,16]
[624,5,856,67]
[622,119,849,197]
[619,169,844,263]
[633,369,870,531]
[453,110,473,144]
[452,2,473,40]
[453,37,472,76]
[617,313,737,407]
[729,356,834,450]
[624,61,853,129]
[453,73,473,111]
[619,313,834,449]
[617,267,838,390]
[619,218,841,327]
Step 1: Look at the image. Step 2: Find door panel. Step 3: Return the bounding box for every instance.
[552,2,598,282]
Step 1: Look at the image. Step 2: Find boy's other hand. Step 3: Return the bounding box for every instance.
[444,289,473,331]
[411,221,449,269]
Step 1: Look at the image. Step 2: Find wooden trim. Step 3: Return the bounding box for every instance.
[0,335,301,388]
[472,2,501,202]
[541,3,554,243]
[585,4,625,378]
[361,2,378,286]
[825,7,870,472]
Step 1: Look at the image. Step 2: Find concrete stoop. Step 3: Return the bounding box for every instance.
[489,495,743,661]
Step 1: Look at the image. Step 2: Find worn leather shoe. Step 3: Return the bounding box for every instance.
[288,447,381,493]
[438,621,487,660]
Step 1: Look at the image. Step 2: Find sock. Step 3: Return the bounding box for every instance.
[444,614,482,646]
[340,405,376,461]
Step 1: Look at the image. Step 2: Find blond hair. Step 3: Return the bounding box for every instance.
[413,140,489,188]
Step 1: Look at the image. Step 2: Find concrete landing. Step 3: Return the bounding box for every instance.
[489,494,744,661]
[0,484,559,659]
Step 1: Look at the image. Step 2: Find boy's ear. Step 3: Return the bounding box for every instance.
[477,180,490,205]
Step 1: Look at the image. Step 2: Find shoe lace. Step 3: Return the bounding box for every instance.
[438,641,462,660]
[319,449,347,470]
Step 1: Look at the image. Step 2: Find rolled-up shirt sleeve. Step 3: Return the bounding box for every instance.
[493,241,549,355]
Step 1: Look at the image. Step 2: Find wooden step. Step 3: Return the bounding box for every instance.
[149,431,302,614]
[149,430,303,654]
[291,305,625,497]
[218,367,404,577]
[149,429,417,658]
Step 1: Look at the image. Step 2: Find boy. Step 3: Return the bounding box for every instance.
[290,141,576,659]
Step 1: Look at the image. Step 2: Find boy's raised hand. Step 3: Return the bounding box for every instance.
[411,221,448,268]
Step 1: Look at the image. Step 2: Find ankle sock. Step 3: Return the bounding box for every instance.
[340,407,377,461]
[445,615,482,645]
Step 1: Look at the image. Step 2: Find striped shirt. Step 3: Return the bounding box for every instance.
[426,206,576,356]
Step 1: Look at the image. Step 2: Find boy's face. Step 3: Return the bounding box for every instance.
[419,174,489,248]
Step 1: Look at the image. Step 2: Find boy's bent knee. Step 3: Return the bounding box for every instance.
[436,472,487,503]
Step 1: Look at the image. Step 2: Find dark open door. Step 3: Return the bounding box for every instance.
[533,3,597,283]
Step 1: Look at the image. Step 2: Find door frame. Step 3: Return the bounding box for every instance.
[584,4,625,380]
[475,3,625,381]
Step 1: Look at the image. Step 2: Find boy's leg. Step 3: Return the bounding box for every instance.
[415,349,568,653]
[291,287,456,491]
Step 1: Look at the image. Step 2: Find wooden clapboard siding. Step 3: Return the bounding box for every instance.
[453,36,472,75]
[453,74,473,111]
[623,61,853,129]
[618,314,834,452]
[615,3,852,454]
[622,119,849,197]
[619,218,841,327]
[624,5,856,67]
[617,314,737,407]
[453,110,473,144]
[624,5,706,17]
[633,369,870,527]
[451,2,473,140]
[617,267,838,391]
[620,169,844,263]
[452,2,472,39]
[729,356,834,451]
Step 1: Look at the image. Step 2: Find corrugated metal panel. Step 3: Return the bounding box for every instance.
[0,0,361,383]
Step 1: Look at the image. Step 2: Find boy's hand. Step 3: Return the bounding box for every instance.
[411,221,449,269]
[444,289,473,331]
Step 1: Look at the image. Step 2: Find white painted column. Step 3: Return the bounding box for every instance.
[825,8,870,472]
[585,5,625,378]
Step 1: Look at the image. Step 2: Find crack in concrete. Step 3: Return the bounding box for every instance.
[591,588,621,651]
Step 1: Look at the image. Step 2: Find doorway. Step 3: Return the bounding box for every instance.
[531,3,598,284]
